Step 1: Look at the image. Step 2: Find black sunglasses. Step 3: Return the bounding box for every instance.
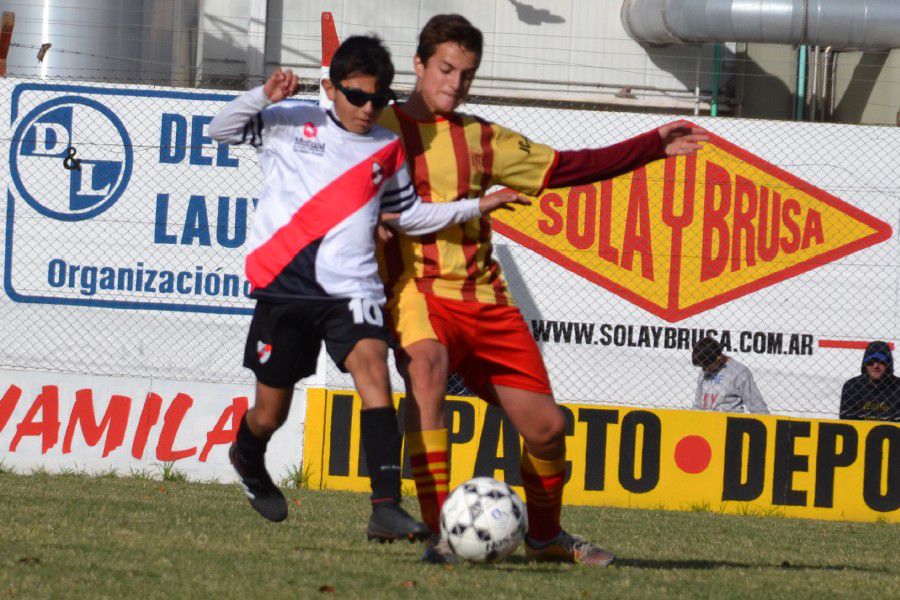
[334,81,395,109]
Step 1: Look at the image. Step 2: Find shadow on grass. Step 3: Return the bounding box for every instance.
[615,558,886,573]
[484,555,573,573]
[288,544,567,573]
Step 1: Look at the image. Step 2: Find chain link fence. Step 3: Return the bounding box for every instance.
[1,73,897,420]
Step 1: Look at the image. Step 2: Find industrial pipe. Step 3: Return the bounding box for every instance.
[621,0,900,50]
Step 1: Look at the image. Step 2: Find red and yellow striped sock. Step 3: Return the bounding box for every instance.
[520,450,565,543]
[407,428,450,534]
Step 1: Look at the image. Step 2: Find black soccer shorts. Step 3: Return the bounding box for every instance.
[243,298,394,388]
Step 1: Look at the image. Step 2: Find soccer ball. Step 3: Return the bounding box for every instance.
[440,477,527,562]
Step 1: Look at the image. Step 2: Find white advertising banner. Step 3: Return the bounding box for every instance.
[1,77,897,426]
[0,369,307,483]
[4,81,315,313]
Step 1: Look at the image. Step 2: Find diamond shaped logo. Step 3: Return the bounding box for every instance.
[492,123,892,322]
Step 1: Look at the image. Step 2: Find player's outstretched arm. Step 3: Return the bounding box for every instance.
[209,68,299,144]
[381,190,530,237]
[543,124,709,190]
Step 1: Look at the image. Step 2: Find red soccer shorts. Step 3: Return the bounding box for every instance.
[392,292,552,401]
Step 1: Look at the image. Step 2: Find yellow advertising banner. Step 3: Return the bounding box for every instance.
[490,124,892,321]
[303,389,899,523]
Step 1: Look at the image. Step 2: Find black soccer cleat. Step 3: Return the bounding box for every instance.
[366,500,431,543]
[229,444,288,523]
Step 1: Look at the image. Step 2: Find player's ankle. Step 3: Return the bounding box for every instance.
[526,530,562,548]
[370,495,401,506]
[235,415,270,464]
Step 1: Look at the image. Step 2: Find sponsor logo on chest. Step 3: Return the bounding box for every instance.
[293,121,326,155]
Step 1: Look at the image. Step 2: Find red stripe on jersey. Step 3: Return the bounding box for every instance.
[477,119,505,302]
[459,237,479,302]
[487,259,509,305]
[397,112,432,202]
[448,117,479,302]
[447,116,471,199]
[397,113,440,291]
[477,118,494,191]
[246,139,402,289]
[476,215,508,304]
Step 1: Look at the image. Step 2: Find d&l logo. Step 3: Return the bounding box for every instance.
[10,96,132,221]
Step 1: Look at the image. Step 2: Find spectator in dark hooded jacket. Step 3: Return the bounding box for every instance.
[839,341,900,422]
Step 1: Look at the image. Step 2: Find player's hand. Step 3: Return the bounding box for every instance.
[263,68,299,102]
[376,221,395,242]
[658,123,709,156]
[478,190,531,214]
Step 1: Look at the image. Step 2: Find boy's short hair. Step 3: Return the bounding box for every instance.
[692,336,723,368]
[329,35,394,91]
[416,14,483,66]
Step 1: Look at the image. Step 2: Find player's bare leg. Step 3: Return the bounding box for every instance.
[398,339,456,562]
[492,385,565,460]
[230,383,292,522]
[344,339,430,543]
[399,339,449,431]
[246,382,293,436]
[493,384,616,566]
[344,338,392,410]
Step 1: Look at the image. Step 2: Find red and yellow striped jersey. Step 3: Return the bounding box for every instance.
[377,104,557,305]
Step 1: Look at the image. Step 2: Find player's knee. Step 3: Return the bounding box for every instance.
[352,360,390,390]
[407,352,447,390]
[346,342,388,377]
[348,340,388,364]
[545,409,566,441]
[527,408,566,449]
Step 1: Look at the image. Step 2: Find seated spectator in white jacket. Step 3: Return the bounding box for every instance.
[692,336,768,414]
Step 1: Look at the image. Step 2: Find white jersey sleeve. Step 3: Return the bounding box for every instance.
[208,86,271,146]
[381,162,481,236]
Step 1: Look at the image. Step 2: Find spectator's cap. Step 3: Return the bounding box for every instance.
[692,336,723,368]
[864,352,888,365]
[860,340,894,376]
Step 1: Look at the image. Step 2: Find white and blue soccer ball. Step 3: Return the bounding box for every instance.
[440,477,527,562]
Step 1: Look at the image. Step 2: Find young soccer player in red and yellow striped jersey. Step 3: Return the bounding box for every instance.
[377,14,707,565]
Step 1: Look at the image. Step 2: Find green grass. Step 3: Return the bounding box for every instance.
[279,462,314,490]
[0,472,896,599]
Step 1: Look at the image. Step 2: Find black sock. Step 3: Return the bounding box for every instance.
[360,406,402,502]
[236,414,270,465]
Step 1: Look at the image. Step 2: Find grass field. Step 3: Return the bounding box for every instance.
[0,472,897,599]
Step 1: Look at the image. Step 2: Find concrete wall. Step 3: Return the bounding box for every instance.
[831,50,900,126]
[734,44,797,121]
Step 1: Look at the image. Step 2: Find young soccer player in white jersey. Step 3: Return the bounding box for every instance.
[209,36,527,541]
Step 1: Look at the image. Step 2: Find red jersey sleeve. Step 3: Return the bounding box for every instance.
[546,129,666,189]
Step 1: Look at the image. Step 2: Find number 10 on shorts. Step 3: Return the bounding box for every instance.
[348,298,384,326]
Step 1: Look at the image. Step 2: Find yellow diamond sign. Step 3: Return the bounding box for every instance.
[492,124,892,321]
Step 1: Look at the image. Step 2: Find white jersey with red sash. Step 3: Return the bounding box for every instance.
[210,87,481,304]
